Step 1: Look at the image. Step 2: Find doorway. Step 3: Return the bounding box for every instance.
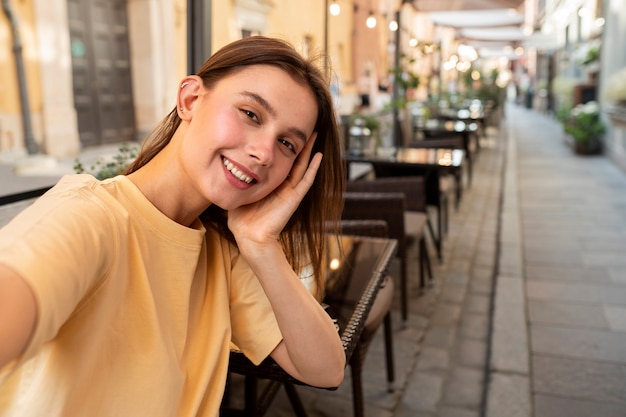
[67,0,135,147]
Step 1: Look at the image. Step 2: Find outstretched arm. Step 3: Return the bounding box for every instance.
[0,265,37,370]
[228,136,345,388]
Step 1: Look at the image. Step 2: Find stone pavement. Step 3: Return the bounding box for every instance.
[3,104,626,416]
[490,104,626,417]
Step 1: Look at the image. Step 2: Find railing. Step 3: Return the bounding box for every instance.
[0,186,51,206]
[0,187,50,228]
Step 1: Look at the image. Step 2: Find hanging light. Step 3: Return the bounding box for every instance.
[329,0,340,16]
[366,11,377,28]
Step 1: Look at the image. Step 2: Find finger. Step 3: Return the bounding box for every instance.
[289,132,318,182]
[293,152,323,195]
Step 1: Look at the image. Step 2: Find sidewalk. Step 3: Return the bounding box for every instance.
[2,104,626,416]
[491,104,626,417]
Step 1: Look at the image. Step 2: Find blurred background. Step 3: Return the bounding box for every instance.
[1,0,625,172]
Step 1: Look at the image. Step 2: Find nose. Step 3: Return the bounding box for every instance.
[246,132,275,166]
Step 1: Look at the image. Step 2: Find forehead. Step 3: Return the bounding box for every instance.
[218,65,318,127]
[221,64,305,89]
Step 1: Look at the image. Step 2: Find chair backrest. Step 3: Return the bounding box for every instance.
[342,191,406,256]
[411,137,463,149]
[336,219,388,239]
[346,176,427,213]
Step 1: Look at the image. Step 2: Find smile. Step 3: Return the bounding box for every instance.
[223,157,254,184]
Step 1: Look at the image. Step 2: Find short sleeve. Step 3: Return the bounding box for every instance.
[228,249,283,365]
[0,179,117,366]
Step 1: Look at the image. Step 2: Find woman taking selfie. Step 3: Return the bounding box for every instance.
[0,36,345,416]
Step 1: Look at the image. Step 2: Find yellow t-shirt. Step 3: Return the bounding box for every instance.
[0,174,282,416]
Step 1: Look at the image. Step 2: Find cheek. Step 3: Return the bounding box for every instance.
[269,161,294,188]
[201,111,242,148]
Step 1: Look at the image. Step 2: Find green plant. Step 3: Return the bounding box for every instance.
[389,53,420,109]
[555,104,573,124]
[349,113,381,134]
[581,47,600,65]
[574,39,601,67]
[74,143,139,180]
[562,101,605,142]
[474,82,504,110]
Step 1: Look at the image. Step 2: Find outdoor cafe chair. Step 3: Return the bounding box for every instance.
[331,219,395,417]
[346,176,435,283]
[342,190,432,322]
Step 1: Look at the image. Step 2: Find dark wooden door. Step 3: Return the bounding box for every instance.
[68,0,135,146]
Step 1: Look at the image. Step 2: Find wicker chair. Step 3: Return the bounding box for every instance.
[332,219,395,417]
[365,164,448,261]
[342,190,431,322]
[346,177,434,288]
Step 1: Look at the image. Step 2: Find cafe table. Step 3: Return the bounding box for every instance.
[344,148,464,261]
[221,234,398,417]
[414,118,478,186]
[437,106,486,138]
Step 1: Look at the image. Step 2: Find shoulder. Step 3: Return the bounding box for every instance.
[0,175,125,253]
[42,174,123,220]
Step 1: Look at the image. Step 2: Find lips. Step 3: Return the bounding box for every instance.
[222,157,255,184]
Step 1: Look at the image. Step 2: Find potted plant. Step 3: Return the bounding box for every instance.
[347,113,381,156]
[562,101,605,155]
[74,143,139,180]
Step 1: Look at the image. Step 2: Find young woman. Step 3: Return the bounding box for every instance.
[0,36,346,416]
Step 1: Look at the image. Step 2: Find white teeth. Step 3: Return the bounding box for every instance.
[223,158,253,184]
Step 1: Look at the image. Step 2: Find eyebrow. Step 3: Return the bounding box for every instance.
[240,91,309,144]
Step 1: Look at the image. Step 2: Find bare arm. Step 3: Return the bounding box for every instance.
[228,136,345,387]
[240,240,345,388]
[0,264,37,369]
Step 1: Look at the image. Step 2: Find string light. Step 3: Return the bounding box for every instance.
[329,0,340,16]
[389,19,398,31]
[366,11,377,28]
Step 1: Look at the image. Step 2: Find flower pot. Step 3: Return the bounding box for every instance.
[573,137,602,155]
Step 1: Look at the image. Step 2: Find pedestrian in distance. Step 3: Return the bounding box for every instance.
[0,35,346,416]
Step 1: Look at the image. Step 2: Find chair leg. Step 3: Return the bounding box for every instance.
[400,256,408,321]
[419,248,425,289]
[426,218,439,253]
[244,376,259,416]
[283,383,308,417]
[442,197,449,236]
[435,205,443,261]
[383,312,395,390]
[351,359,365,417]
[455,168,463,208]
[420,237,433,284]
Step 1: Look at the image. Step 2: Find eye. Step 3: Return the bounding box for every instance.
[279,138,296,154]
[241,109,259,122]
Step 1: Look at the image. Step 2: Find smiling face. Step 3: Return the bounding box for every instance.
[178,65,319,210]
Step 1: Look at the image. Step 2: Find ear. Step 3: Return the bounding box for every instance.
[177,75,203,121]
